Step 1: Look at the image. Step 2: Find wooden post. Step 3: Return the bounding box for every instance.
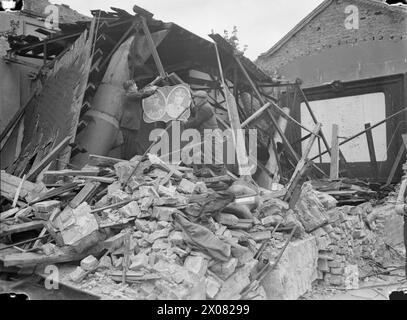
[310,108,407,162]
[385,134,407,186]
[214,43,250,176]
[364,123,379,180]
[330,124,340,180]
[284,123,322,201]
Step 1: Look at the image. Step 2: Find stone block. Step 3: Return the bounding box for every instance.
[168,231,184,246]
[119,201,141,218]
[177,179,196,194]
[148,228,170,243]
[317,258,329,272]
[98,256,112,270]
[330,267,344,275]
[206,276,222,299]
[80,255,99,271]
[69,267,87,283]
[329,275,344,286]
[130,253,149,271]
[152,207,180,222]
[215,261,256,300]
[316,235,332,250]
[344,265,359,290]
[328,260,342,268]
[261,215,283,227]
[194,182,208,194]
[157,185,177,198]
[184,256,208,277]
[152,239,170,251]
[210,258,238,280]
[261,237,318,300]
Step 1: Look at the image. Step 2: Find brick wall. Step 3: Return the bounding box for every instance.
[257,0,407,76]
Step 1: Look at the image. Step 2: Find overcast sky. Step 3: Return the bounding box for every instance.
[50,0,324,60]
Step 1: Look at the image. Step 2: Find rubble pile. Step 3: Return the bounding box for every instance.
[0,156,405,300]
[1,154,295,300]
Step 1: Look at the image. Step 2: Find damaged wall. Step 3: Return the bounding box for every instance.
[257,0,407,87]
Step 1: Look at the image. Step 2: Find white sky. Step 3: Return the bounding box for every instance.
[50,0,324,60]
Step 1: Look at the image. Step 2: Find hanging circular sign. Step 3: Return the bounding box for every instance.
[143,84,191,123]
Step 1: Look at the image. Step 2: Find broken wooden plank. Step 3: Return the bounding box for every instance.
[29,182,81,205]
[26,136,72,182]
[385,137,406,186]
[0,208,20,221]
[43,169,100,177]
[329,124,340,180]
[0,221,44,237]
[1,171,39,202]
[216,54,250,176]
[0,245,103,268]
[12,174,26,208]
[69,182,101,209]
[241,102,271,128]
[77,176,116,184]
[88,154,124,168]
[285,123,322,202]
[365,123,379,180]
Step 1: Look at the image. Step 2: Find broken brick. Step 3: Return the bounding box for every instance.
[80,255,99,271]
[177,179,196,194]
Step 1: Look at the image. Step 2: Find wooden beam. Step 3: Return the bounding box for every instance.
[1,171,38,202]
[364,123,379,180]
[285,123,322,200]
[234,56,325,178]
[69,182,101,209]
[241,102,271,128]
[88,154,124,167]
[0,221,44,237]
[140,16,166,78]
[329,124,340,180]
[214,44,250,176]
[26,136,72,182]
[385,134,407,186]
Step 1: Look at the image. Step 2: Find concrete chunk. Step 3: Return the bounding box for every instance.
[184,256,208,277]
[80,255,99,271]
[119,201,141,218]
[148,228,170,243]
[152,207,180,222]
[177,179,196,194]
[69,267,87,283]
[210,258,238,280]
[206,276,222,299]
[168,231,184,246]
[130,253,149,270]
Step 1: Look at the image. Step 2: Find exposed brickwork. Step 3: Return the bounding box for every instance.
[257,0,407,75]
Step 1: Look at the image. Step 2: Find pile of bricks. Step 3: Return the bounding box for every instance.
[294,184,393,289]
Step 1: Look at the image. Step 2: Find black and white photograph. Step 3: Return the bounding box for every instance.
[0,0,406,306]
